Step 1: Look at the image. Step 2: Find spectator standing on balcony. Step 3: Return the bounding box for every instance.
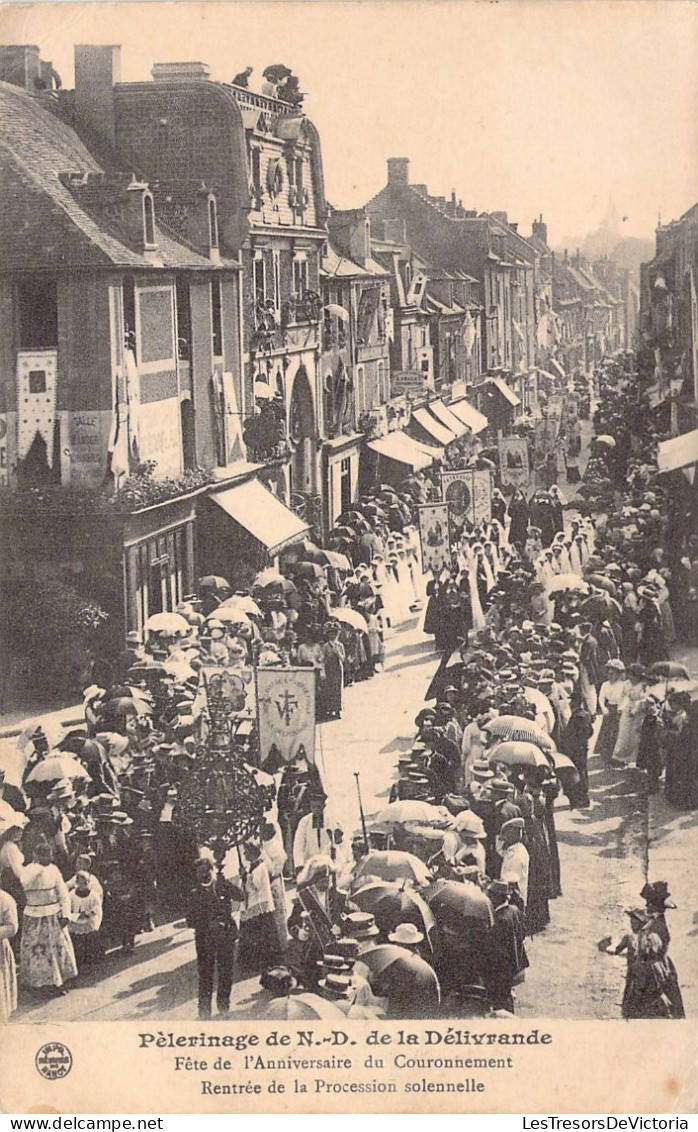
[232,66,253,87]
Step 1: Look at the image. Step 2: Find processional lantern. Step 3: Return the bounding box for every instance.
[175,671,268,863]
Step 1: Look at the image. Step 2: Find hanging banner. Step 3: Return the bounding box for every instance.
[16,349,58,468]
[498,436,530,488]
[256,667,316,765]
[441,468,492,527]
[417,502,452,574]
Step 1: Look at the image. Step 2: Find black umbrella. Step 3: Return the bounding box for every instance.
[263,64,292,82]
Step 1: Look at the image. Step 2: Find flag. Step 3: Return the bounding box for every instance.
[464,311,476,354]
[256,668,316,764]
[124,348,141,463]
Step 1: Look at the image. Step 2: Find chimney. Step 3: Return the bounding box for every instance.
[74,45,121,149]
[491,211,508,225]
[383,218,407,244]
[532,216,548,246]
[151,61,211,82]
[328,208,370,266]
[0,45,41,90]
[387,157,409,186]
[509,222,518,233]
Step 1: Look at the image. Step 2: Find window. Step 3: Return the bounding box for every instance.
[251,148,262,198]
[18,278,58,348]
[340,457,352,513]
[295,156,303,194]
[377,360,386,401]
[175,277,191,361]
[356,365,365,414]
[253,255,266,306]
[123,276,136,355]
[208,197,219,249]
[143,194,156,247]
[293,257,308,300]
[273,251,281,313]
[404,262,412,288]
[211,278,223,357]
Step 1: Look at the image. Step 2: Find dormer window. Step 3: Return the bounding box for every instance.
[143,193,156,248]
[208,196,219,249]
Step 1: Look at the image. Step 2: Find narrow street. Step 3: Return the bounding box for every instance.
[14,612,697,1025]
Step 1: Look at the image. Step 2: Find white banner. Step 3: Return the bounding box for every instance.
[417,502,452,574]
[256,667,316,764]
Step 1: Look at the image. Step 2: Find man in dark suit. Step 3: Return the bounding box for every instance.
[484,879,529,1012]
[187,857,245,1019]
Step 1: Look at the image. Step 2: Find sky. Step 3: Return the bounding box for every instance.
[1,0,696,247]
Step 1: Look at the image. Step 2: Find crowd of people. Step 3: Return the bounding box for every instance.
[0,353,695,1022]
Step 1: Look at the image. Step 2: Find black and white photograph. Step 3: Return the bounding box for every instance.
[0,1,696,1107]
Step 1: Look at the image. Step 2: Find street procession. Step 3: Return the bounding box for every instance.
[0,33,697,1030]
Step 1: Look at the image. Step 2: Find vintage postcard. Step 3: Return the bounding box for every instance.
[0,0,697,1115]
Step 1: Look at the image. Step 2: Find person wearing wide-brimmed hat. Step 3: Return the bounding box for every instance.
[640,881,685,1018]
[608,909,677,1020]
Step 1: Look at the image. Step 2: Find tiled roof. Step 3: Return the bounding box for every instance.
[322,244,388,278]
[0,82,223,271]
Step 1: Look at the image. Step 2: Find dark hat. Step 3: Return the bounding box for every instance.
[489,777,511,794]
[341,911,379,939]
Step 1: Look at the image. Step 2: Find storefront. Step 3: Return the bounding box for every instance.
[323,433,362,529]
[123,494,198,634]
[198,477,310,588]
[365,429,443,486]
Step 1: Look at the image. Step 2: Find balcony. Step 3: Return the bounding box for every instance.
[229,84,299,118]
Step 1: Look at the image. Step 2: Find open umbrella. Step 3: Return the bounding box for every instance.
[101,696,152,717]
[594,435,616,447]
[426,878,494,926]
[351,850,431,887]
[358,948,440,1015]
[262,64,292,82]
[546,574,589,594]
[330,607,368,632]
[548,749,578,774]
[209,606,251,626]
[580,592,621,617]
[198,575,231,591]
[356,943,414,979]
[352,881,436,938]
[586,574,618,595]
[484,716,555,750]
[25,754,90,784]
[218,595,263,619]
[265,993,345,1020]
[487,741,550,769]
[329,526,356,541]
[144,612,190,635]
[253,568,286,588]
[322,550,352,572]
[289,561,324,581]
[649,662,691,680]
[374,800,452,826]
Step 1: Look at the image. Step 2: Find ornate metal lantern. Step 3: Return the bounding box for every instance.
[175,671,268,862]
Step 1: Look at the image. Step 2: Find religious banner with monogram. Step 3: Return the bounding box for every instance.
[498,436,530,488]
[442,468,492,528]
[256,667,316,765]
[417,502,452,574]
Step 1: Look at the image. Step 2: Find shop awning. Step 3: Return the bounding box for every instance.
[210,479,310,555]
[656,429,698,473]
[368,430,443,470]
[427,399,469,438]
[410,407,457,446]
[449,398,489,434]
[490,377,521,407]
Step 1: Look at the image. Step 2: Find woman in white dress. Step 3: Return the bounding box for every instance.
[20,841,77,994]
[613,666,647,766]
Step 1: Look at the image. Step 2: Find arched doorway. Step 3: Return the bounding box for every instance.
[288,365,316,497]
